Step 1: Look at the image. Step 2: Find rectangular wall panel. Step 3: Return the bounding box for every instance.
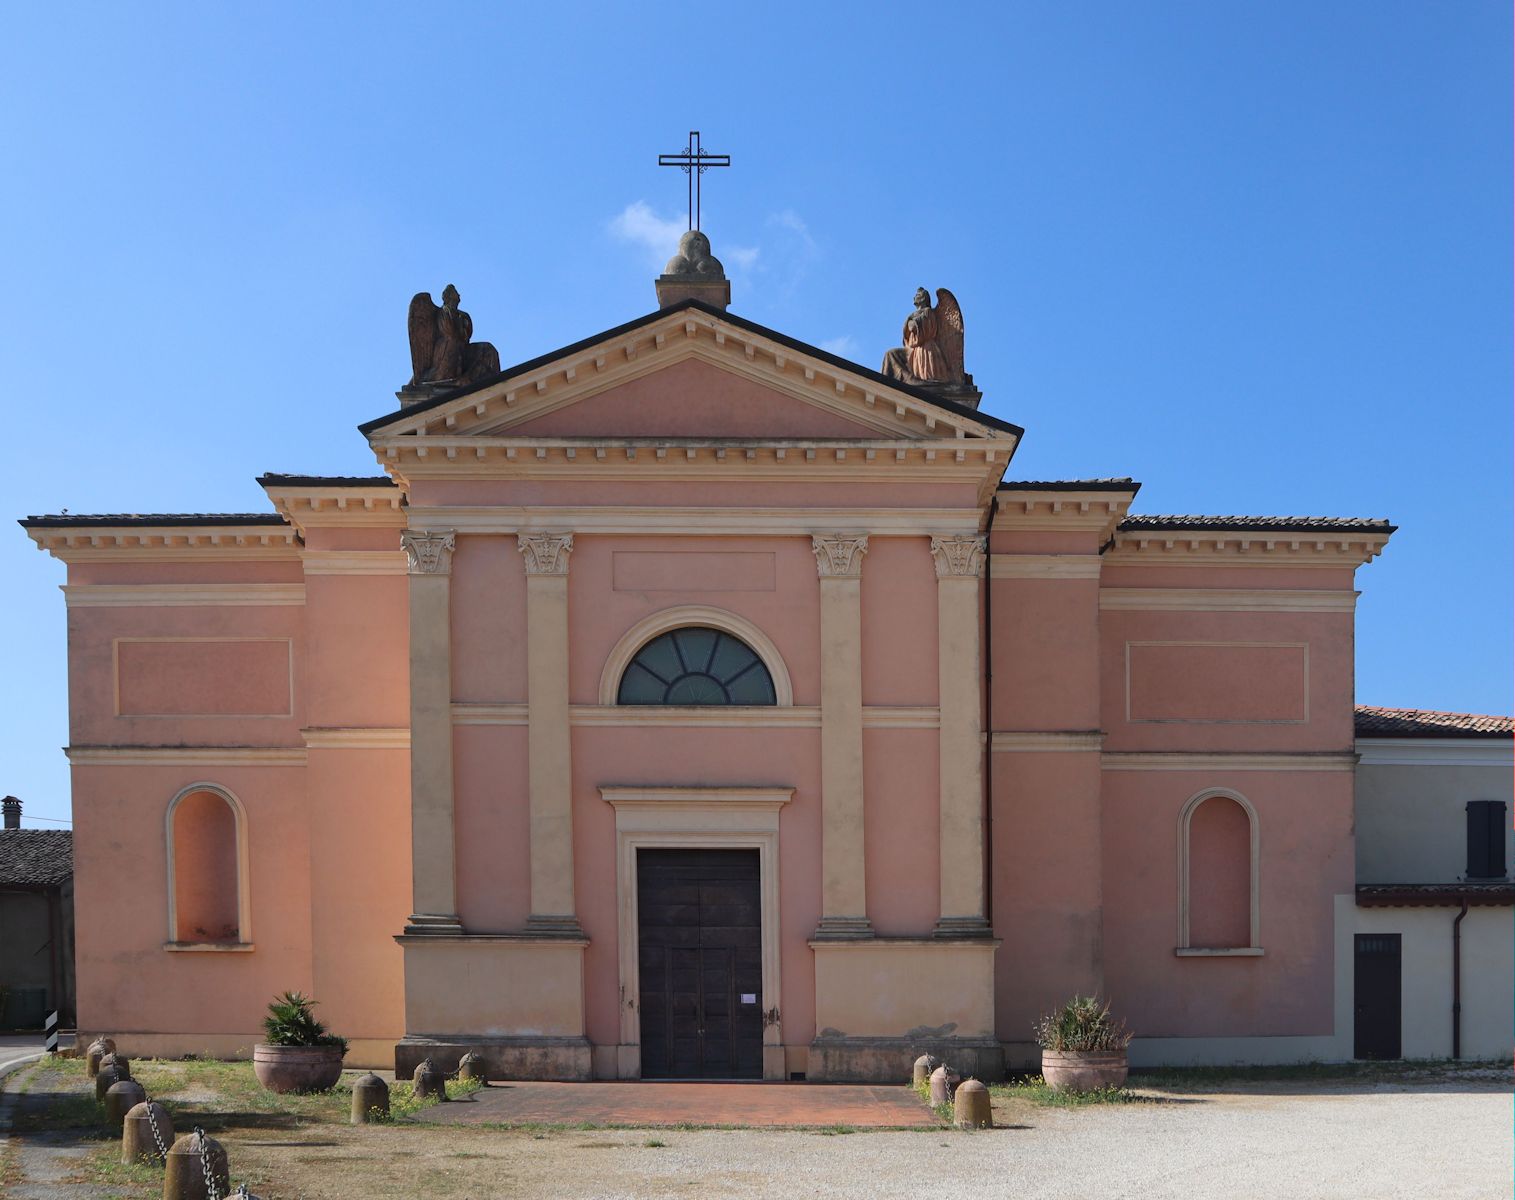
[1126,641,1307,723]
[612,551,776,593]
[115,638,293,716]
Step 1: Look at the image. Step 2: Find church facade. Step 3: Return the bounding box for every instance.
[22,259,1398,1079]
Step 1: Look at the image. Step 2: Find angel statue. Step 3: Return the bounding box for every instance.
[406,285,501,389]
[881,287,966,387]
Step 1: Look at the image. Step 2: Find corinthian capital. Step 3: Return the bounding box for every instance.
[812,535,868,578]
[401,529,456,575]
[930,534,986,579]
[517,533,575,576]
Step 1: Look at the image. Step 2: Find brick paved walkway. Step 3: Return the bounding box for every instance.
[418,1080,940,1129]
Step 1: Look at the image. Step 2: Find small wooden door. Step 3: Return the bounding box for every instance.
[637,848,763,1079]
[1353,933,1402,1060]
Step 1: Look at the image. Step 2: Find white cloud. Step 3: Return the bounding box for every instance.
[608,201,685,266]
[819,335,858,359]
[727,245,760,270]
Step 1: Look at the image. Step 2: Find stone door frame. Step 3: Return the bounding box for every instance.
[601,786,792,1081]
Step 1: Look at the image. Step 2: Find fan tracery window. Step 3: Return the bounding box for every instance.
[617,627,776,706]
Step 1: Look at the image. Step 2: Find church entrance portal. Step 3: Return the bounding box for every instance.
[636,848,764,1079]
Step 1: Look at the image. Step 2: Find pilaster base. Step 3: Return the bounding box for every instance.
[403,913,465,936]
[394,1036,592,1081]
[811,915,874,940]
[808,1034,1004,1083]
[523,913,587,939]
[933,916,993,939]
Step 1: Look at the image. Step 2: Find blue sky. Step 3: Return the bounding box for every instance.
[2,3,1509,826]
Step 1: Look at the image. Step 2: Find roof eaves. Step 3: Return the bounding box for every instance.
[1119,515,1396,534]
[257,474,397,489]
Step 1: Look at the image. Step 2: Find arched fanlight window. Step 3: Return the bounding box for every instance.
[617,627,776,706]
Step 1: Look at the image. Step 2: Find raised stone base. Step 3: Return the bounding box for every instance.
[394,1036,592,1082]
[807,1034,1004,1084]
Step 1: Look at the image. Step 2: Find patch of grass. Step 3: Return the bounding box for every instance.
[913,1078,953,1123]
[643,1137,666,1148]
[995,1075,1145,1108]
[815,1125,857,1136]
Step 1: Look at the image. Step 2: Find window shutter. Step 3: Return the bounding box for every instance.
[1466,800,1507,879]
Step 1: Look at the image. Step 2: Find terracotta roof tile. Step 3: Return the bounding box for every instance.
[1120,515,1395,534]
[20,513,288,528]
[1355,706,1514,739]
[257,474,397,488]
[0,830,72,887]
[999,479,1139,492]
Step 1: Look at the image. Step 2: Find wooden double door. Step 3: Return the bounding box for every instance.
[637,848,764,1079]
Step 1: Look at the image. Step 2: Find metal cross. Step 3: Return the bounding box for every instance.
[658,130,731,232]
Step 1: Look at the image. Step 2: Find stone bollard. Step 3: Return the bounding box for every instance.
[123,1100,175,1164]
[954,1078,992,1129]
[86,1037,117,1078]
[928,1064,960,1106]
[457,1051,490,1085]
[412,1058,446,1102]
[104,1078,148,1127]
[96,1055,132,1102]
[163,1129,229,1200]
[350,1073,390,1124]
[912,1054,939,1087]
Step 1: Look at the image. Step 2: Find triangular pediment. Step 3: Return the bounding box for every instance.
[360,303,1023,449]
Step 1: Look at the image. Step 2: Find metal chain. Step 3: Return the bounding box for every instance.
[144,1101,170,1159]
[194,1126,221,1200]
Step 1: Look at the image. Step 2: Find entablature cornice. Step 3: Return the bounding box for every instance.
[27,525,301,563]
[1104,531,1390,569]
[991,490,1135,539]
[403,505,986,537]
[262,486,407,533]
[369,309,1021,447]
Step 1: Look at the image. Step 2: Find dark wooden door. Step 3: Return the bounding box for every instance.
[637,848,763,1079]
[1353,933,1402,1060]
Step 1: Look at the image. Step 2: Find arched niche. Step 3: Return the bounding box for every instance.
[1176,787,1261,955]
[165,783,252,947]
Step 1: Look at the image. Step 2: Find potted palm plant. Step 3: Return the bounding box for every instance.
[1034,995,1132,1092]
[252,991,347,1093]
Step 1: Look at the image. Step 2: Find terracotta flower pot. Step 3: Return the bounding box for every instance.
[1040,1049,1128,1093]
[252,1043,344,1093]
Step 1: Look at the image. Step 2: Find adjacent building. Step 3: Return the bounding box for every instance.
[0,797,75,1030]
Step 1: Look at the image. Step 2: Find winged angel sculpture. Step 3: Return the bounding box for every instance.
[406,284,501,389]
[880,287,967,386]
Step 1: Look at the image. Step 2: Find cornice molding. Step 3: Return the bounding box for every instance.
[992,492,1134,539]
[992,731,1105,752]
[62,584,306,608]
[66,745,308,766]
[601,784,795,810]
[300,550,408,576]
[302,727,411,749]
[450,703,939,730]
[401,529,456,576]
[28,526,300,563]
[990,555,1102,580]
[263,487,406,533]
[374,310,1017,446]
[931,534,986,579]
[1106,531,1390,569]
[408,506,985,537]
[1100,588,1358,613]
[1102,752,1355,772]
[517,533,574,576]
[812,535,868,578]
[1355,739,1514,768]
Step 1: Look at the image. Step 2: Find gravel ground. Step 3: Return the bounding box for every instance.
[481,1084,1512,1200]
[2,1061,1509,1199]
